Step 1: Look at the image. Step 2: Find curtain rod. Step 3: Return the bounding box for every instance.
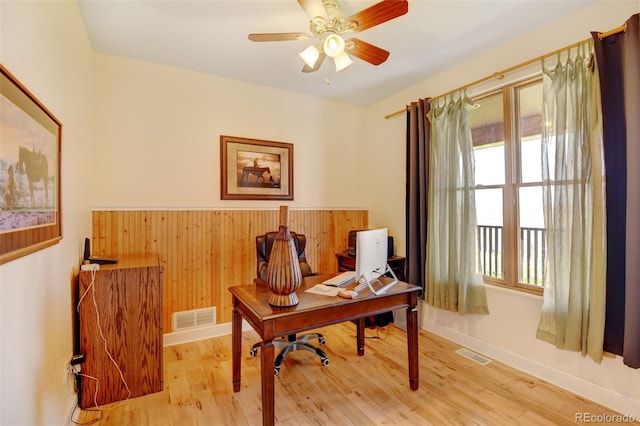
[384,22,628,120]
[597,22,627,39]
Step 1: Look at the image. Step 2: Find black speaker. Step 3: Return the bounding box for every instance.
[387,236,394,257]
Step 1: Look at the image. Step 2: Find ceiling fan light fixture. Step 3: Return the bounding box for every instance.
[299,45,320,68]
[248,0,407,75]
[323,34,345,58]
[333,51,353,72]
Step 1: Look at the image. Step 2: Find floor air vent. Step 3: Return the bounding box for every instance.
[172,307,216,331]
[455,348,492,365]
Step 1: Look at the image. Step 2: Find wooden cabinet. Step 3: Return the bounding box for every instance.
[78,254,163,408]
[336,251,406,281]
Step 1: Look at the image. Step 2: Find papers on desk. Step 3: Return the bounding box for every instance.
[305,284,341,297]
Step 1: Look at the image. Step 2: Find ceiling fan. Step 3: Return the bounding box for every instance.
[248,0,408,73]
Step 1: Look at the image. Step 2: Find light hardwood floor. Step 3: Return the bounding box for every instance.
[76,321,627,425]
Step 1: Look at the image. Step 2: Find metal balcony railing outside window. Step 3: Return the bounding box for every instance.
[476,225,546,286]
[477,225,503,279]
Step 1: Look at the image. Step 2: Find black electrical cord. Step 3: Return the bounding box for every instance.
[69,372,103,425]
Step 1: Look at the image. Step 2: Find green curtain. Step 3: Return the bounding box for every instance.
[536,40,607,363]
[426,92,489,315]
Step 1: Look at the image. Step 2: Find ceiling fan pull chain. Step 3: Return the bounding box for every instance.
[323,59,331,86]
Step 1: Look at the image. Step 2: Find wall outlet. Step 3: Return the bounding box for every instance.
[64,360,73,384]
[64,352,83,385]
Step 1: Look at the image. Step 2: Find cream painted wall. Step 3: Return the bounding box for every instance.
[0,1,95,425]
[91,54,367,210]
[1,0,638,423]
[367,0,640,418]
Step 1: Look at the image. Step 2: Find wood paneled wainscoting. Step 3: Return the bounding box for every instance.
[91,209,368,333]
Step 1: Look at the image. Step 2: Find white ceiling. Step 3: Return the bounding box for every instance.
[77,0,597,106]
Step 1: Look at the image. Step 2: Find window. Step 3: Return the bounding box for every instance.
[470,78,544,293]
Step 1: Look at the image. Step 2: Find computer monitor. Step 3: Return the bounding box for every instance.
[355,228,397,294]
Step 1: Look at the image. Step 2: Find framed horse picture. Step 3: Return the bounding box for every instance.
[0,65,62,264]
[220,135,293,201]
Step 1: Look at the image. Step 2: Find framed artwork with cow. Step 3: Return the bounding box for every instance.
[220,135,293,201]
[0,65,62,264]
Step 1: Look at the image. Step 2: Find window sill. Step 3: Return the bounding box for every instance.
[483,278,543,297]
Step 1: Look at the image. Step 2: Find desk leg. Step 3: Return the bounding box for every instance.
[261,340,275,426]
[406,305,419,390]
[232,306,242,392]
[356,318,365,356]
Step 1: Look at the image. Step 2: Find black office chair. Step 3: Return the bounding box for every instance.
[249,231,329,375]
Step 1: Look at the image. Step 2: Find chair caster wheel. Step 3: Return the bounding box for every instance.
[249,348,258,356]
[321,357,330,366]
[318,338,326,345]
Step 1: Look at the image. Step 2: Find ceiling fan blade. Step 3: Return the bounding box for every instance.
[345,0,408,32]
[302,53,326,73]
[346,38,390,65]
[297,0,327,19]
[248,33,309,42]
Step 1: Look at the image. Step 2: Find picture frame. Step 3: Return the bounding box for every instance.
[220,135,293,200]
[0,65,62,265]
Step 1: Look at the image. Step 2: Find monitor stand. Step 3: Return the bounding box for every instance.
[355,264,398,295]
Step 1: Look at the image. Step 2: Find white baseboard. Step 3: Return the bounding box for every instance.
[422,319,640,419]
[163,320,253,347]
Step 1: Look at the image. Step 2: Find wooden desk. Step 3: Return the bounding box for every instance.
[230,275,420,426]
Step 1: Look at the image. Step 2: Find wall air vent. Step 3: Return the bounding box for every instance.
[172,307,216,331]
